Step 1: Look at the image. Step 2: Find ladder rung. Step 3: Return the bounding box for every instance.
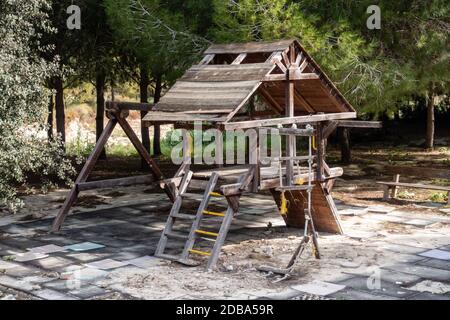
[181,192,203,200]
[195,229,219,237]
[189,249,211,256]
[203,210,225,217]
[276,185,314,192]
[209,192,223,197]
[165,231,189,240]
[172,213,196,220]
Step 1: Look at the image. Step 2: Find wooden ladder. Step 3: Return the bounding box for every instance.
[155,172,237,269]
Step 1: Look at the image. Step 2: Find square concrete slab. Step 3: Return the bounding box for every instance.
[368,206,395,214]
[383,263,450,282]
[65,242,105,252]
[13,252,48,262]
[0,260,18,269]
[66,267,109,282]
[291,280,346,296]
[126,256,166,269]
[401,219,436,228]
[419,249,450,261]
[28,244,67,254]
[33,288,77,300]
[85,258,128,270]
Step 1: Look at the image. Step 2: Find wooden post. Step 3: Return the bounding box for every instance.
[316,122,324,182]
[285,50,295,186]
[51,118,118,231]
[447,192,450,205]
[383,185,390,201]
[391,174,400,198]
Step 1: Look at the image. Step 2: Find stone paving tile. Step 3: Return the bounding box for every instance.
[291,280,346,296]
[13,252,49,262]
[418,249,450,261]
[381,243,431,255]
[65,242,106,252]
[258,288,303,300]
[367,206,395,214]
[416,258,450,271]
[383,263,450,282]
[407,292,450,300]
[69,285,108,299]
[0,236,46,251]
[400,219,437,228]
[27,256,77,271]
[0,260,18,270]
[126,256,166,268]
[28,244,67,254]
[65,252,112,263]
[330,288,401,300]
[337,276,417,299]
[0,275,39,291]
[85,258,128,270]
[33,288,78,300]
[343,268,422,286]
[3,264,42,277]
[64,267,109,282]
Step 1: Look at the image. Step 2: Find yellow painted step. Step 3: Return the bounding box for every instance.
[209,192,223,197]
[189,249,211,256]
[203,210,225,217]
[195,229,219,237]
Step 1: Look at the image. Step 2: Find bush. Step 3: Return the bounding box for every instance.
[0,0,74,212]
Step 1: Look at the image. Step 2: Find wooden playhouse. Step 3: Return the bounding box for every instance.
[53,39,362,269]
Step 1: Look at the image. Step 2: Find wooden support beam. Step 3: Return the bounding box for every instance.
[316,122,325,182]
[263,72,319,82]
[106,101,153,112]
[51,119,117,232]
[77,175,155,191]
[337,120,383,128]
[258,127,314,137]
[231,53,247,65]
[199,54,215,65]
[258,87,283,114]
[116,116,163,180]
[293,87,314,113]
[322,121,339,139]
[222,112,356,131]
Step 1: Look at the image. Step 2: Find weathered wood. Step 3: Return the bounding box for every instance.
[205,39,294,54]
[222,112,357,132]
[143,111,226,123]
[377,181,450,191]
[263,72,319,82]
[384,165,450,180]
[51,119,117,231]
[199,54,215,65]
[322,121,339,139]
[391,174,400,198]
[106,101,153,111]
[316,122,324,182]
[271,182,343,234]
[181,63,274,82]
[258,127,314,137]
[337,120,382,128]
[77,175,155,191]
[231,53,247,64]
[116,117,163,180]
[258,86,283,114]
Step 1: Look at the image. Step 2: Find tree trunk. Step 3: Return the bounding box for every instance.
[153,74,162,156]
[140,66,151,168]
[54,76,65,146]
[47,94,54,141]
[339,128,351,164]
[95,72,106,159]
[425,93,435,150]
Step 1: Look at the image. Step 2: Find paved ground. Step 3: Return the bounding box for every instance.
[0,191,449,300]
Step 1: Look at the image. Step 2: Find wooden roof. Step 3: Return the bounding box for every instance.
[144,39,355,124]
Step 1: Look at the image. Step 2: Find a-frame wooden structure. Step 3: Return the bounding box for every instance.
[53,39,359,269]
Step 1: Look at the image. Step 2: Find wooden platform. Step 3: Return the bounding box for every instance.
[271,182,343,234]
